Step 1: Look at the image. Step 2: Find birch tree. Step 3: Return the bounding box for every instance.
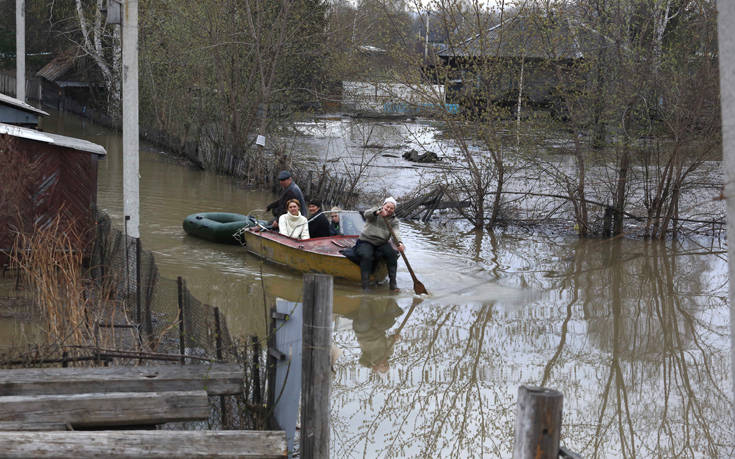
[71,0,121,116]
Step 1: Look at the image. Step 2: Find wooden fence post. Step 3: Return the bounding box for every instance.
[512,385,563,459]
[300,274,333,459]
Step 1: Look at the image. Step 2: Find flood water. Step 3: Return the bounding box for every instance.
[41,111,732,458]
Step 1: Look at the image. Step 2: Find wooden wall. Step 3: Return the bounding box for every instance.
[0,134,99,266]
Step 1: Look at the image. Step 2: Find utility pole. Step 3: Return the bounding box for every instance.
[120,0,140,314]
[122,0,140,240]
[716,0,735,431]
[15,0,25,101]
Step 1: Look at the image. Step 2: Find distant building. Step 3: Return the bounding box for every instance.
[0,118,106,266]
[342,81,458,116]
[35,48,104,114]
[435,12,600,110]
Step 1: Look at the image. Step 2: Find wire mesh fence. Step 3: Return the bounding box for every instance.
[88,211,239,361]
[1,210,270,428]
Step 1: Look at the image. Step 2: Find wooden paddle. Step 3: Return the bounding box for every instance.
[382,215,428,295]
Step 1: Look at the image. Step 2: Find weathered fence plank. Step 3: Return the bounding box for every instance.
[0,430,287,458]
[0,363,243,396]
[0,390,209,428]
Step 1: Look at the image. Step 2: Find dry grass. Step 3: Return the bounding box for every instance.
[6,213,134,366]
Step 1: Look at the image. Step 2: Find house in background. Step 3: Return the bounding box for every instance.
[35,48,103,114]
[0,93,106,267]
[435,12,600,113]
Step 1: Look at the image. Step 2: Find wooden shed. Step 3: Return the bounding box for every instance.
[0,122,106,267]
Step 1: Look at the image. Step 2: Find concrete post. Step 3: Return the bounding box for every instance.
[15,0,25,102]
[122,0,139,238]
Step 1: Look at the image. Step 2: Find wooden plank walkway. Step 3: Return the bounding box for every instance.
[0,431,287,458]
[0,390,209,428]
[0,364,287,457]
[0,363,243,396]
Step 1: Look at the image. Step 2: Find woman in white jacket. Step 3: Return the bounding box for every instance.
[278,199,310,240]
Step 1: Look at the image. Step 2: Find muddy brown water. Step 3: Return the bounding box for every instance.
[9,111,729,457]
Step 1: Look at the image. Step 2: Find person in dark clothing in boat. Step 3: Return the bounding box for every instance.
[307,198,331,238]
[356,197,404,292]
[266,170,306,230]
[329,206,341,235]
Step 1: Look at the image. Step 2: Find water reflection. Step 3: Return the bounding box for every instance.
[344,297,403,373]
[332,234,731,458]
[40,111,731,457]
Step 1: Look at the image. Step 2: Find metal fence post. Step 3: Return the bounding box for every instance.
[177,276,185,365]
[252,335,261,405]
[135,238,142,325]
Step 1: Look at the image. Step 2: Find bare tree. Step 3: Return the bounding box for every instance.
[71,0,121,116]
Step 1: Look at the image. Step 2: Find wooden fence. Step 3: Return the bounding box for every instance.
[0,72,42,103]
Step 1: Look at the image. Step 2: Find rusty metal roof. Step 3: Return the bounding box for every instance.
[0,122,106,156]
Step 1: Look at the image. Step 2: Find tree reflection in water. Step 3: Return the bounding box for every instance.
[330,233,732,458]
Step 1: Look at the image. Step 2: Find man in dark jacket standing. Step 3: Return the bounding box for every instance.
[307,198,331,238]
[266,170,306,229]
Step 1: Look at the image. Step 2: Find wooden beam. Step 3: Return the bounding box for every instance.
[0,430,287,458]
[0,421,68,431]
[0,363,243,396]
[0,390,209,429]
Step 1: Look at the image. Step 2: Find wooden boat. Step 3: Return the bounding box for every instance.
[183,212,265,245]
[240,228,387,283]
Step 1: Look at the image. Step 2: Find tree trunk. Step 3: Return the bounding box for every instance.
[573,134,587,236]
[488,151,504,229]
[613,148,629,235]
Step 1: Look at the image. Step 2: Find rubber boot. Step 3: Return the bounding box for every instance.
[388,265,398,292]
[361,270,370,291]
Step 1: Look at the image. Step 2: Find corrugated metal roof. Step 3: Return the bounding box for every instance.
[0,122,106,156]
[35,49,77,82]
[0,92,49,117]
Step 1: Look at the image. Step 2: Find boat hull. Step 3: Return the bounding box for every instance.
[241,229,387,283]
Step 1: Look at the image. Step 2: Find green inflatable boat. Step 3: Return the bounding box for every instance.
[182,212,266,245]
